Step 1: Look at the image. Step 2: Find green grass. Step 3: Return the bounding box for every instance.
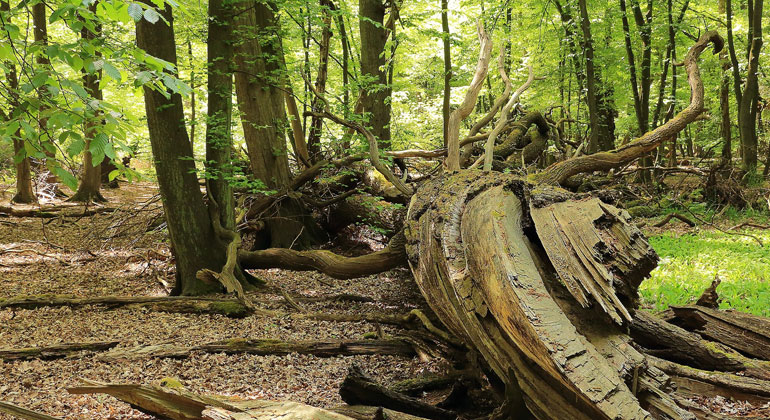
[640,228,770,316]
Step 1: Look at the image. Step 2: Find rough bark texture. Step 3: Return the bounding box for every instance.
[1,1,35,204]
[0,341,118,361]
[136,1,226,295]
[738,0,763,170]
[70,3,105,203]
[99,339,415,361]
[232,0,318,248]
[404,172,687,419]
[359,0,391,150]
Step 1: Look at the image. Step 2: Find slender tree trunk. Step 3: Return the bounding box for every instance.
[726,0,742,116]
[739,0,763,171]
[720,51,733,163]
[336,4,351,150]
[136,0,226,295]
[360,0,391,149]
[307,0,333,160]
[441,0,451,147]
[578,0,614,153]
[70,3,105,203]
[205,0,235,231]
[233,0,320,248]
[187,38,196,150]
[31,1,59,187]
[1,1,35,203]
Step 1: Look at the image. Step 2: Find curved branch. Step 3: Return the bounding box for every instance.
[483,64,536,171]
[237,231,407,279]
[535,31,723,185]
[468,49,513,137]
[445,22,493,171]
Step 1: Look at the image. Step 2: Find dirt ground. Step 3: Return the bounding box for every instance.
[0,183,447,419]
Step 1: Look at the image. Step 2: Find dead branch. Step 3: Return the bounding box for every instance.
[535,31,724,185]
[445,23,493,171]
[0,341,119,361]
[653,213,696,227]
[99,338,415,361]
[238,230,407,279]
[0,401,63,420]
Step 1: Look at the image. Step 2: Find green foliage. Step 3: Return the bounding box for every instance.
[641,228,770,316]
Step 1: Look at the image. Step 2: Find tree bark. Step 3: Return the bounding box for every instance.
[359,0,392,150]
[1,2,36,204]
[307,0,333,160]
[136,1,227,295]
[739,0,763,171]
[441,0,451,147]
[233,0,319,248]
[70,3,105,203]
[31,1,59,187]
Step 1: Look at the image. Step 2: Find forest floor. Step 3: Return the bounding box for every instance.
[0,181,768,419]
[0,182,449,419]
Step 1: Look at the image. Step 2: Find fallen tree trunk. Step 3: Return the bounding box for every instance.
[99,338,415,360]
[404,172,684,419]
[68,379,428,420]
[0,204,116,218]
[0,341,118,361]
[339,366,457,420]
[667,305,770,360]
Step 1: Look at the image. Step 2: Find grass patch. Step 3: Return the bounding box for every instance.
[641,228,770,316]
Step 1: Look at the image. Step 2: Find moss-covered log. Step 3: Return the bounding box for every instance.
[0,341,119,361]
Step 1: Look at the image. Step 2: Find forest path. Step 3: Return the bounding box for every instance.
[0,182,443,420]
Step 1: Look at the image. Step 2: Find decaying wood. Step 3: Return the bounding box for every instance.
[649,356,770,406]
[653,213,697,228]
[0,401,63,420]
[668,305,770,360]
[390,372,467,396]
[99,338,415,361]
[0,341,118,361]
[0,204,116,218]
[535,31,723,185]
[445,23,493,171]
[68,379,421,420]
[630,311,770,380]
[339,366,457,420]
[695,277,721,309]
[331,405,430,420]
[238,230,407,279]
[405,172,673,419]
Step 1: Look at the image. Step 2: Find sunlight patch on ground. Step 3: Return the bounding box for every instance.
[640,229,770,316]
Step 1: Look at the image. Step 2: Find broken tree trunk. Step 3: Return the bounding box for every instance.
[0,401,63,420]
[404,171,688,420]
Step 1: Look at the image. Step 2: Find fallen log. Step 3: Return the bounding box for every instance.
[0,293,375,317]
[331,406,430,420]
[99,338,415,360]
[0,341,119,361]
[339,365,457,420]
[649,356,770,406]
[0,204,116,218]
[390,372,467,396]
[0,401,63,420]
[630,311,770,380]
[668,305,770,360]
[68,379,423,420]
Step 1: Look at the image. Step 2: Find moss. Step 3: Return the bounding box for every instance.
[224,338,249,348]
[208,301,248,317]
[628,205,658,218]
[362,332,378,339]
[158,377,184,389]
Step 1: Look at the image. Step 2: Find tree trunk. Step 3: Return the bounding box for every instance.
[69,3,105,203]
[1,1,35,203]
[441,0,451,148]
[739,0,763,171]
[233,0,320,248]
[359,0,391,150]
[31,1,59,187]
[205,0,235,231]
[720,51,733,162]
[307,0,333,160]
[136,1,226,295]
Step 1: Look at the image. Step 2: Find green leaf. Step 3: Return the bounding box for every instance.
[54,167,78,190]
[108,169,120,181]
[66,138,85,157]
[127,3,143,22]
[143,8,160,24]
[103,62,122,83]
[32,72,49,88]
